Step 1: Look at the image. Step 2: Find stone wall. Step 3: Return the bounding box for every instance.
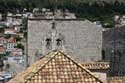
[103,26,125,76]
[28,19,102,64]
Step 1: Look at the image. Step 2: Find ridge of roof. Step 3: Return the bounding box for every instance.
[23,51,59,82]
[8,51,103,83]
[58,51,103,82]
[8,51,58,83]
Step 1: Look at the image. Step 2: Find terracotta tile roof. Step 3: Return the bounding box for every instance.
[81,62,110,70]
[0,47,5,53]
[8,37,16,43]
[0,37,6,41]
[107,77,125,83]
[8,51,102,83]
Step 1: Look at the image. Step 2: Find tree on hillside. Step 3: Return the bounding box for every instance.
[14,35,22,42]
[16,43,24,50]
[4,34,11,39]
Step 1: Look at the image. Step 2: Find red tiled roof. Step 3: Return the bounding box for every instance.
[0,47,5,52]
[8,37,16,43]
[0,37,6,41]
[8,51,102,83]
[81,62,110,70]
[107,77,125,83]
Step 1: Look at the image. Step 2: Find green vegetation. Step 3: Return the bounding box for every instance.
[4,34,11,39]
[0,24,7,32]
[16,43,24,50]
[0,0,125,27]
[0,28,4,33]
[22,17,28,30]
[22,17,28,38]
[14,35,22,42]
[0,54,5,58]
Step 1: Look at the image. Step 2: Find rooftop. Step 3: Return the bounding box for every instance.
[8,51,102,83]
[0,37,6,41]
[0,47,5,53]
[107,76,125,83]
[81,62,110,70]
[8,37,16,43]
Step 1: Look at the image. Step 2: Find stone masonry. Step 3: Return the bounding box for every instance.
[28,18,102,64]
[103,26,125,76]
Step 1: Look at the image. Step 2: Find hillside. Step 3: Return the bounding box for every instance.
[81,0,125,3]
[0,0,125,28]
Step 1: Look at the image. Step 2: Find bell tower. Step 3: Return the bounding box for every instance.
[41,18,65,55]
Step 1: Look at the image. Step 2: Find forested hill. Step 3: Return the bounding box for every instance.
[0,0,125,11]
[0,0,125,14]
[0,0,125,28]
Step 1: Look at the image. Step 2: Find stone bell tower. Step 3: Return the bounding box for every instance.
[41,18,65,56]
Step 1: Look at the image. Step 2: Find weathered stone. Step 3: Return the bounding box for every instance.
[28,19,102,64]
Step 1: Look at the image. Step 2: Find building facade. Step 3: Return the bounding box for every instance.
[103,26,125,76]
[28,18,102,64]
[6,37,16,52]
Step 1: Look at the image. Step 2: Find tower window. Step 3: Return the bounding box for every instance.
[56,39,61,46]
[46,38,51,49]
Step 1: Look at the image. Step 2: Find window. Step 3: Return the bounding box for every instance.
[116,50,122,61]
[56,39,62,46]
[102,50,105,60]
[46,38,51,49]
